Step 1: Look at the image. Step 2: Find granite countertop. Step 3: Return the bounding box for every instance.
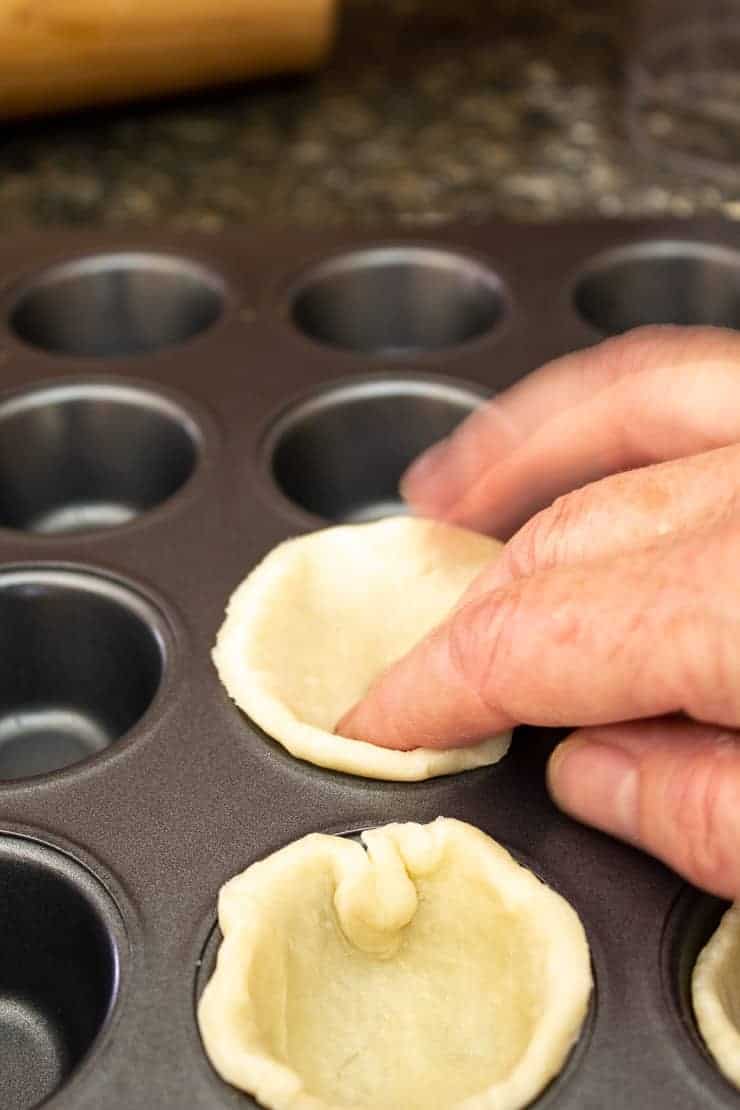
[0,0,737,232]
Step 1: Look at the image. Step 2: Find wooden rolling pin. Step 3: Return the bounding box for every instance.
[1,0,338,118]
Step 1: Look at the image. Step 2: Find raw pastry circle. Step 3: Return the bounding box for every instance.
[198,818,593,1110]
[212,517,511,781]
[692,902,740,1088]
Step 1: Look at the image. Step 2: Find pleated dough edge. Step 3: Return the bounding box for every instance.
[197,818,593,1110]
[212,519,512,782]
[692,902,740,1090]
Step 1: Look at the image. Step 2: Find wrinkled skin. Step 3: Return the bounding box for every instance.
[339,326,740,899]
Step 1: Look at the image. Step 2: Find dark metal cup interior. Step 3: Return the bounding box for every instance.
[291,247,506,354]
[0,383,199,535]
[9,253,224,357]
[266,377,483,522]
[663,890,729,1064]
[0,837,121,1110]
[574,242,740,334]
[0,569,164,781]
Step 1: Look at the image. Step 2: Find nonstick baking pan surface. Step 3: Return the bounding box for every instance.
[0,219,735,1110]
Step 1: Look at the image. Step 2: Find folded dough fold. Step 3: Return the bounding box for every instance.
[212,517,511,781]
[334,827,419,957]
[198,818,593,1110]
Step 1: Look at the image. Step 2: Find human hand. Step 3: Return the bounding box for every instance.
[338,325,740,898]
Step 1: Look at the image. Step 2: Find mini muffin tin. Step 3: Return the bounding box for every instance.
[0,219,736,1110]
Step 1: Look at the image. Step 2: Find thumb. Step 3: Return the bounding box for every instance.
[548,718,740,899]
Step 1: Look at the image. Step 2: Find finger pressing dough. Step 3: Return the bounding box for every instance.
[212,517,511,781]
[692,902,740,1088]
[198,818,593,1110]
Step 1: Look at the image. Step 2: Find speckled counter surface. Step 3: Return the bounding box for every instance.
[0,0,737,231]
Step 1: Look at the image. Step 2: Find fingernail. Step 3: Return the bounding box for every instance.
[400,438,453,508]
[548,735,639,843]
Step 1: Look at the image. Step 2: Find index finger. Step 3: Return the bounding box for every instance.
[337,522,740,750]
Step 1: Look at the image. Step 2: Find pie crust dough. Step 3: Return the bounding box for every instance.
[212,517,511,781]
[198,818,593,1110]
[692,902,740,1088]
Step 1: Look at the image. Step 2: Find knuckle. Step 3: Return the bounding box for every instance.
[506,492,583,579]
[681,625,740,726]
[594,325,679,381]
[447,588,525,720]
[673,529,740,727]
[591,324,740,393]
[618,323,680,348]
[653,738,740,896]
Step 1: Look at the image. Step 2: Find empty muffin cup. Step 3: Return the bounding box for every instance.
[9,252,224,357]
[0,836,122,1110]
[265,376,484,522]
[290,247,506,354]
[0,568,165,780]
[574,242,740,334]
[0,382,199,535]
